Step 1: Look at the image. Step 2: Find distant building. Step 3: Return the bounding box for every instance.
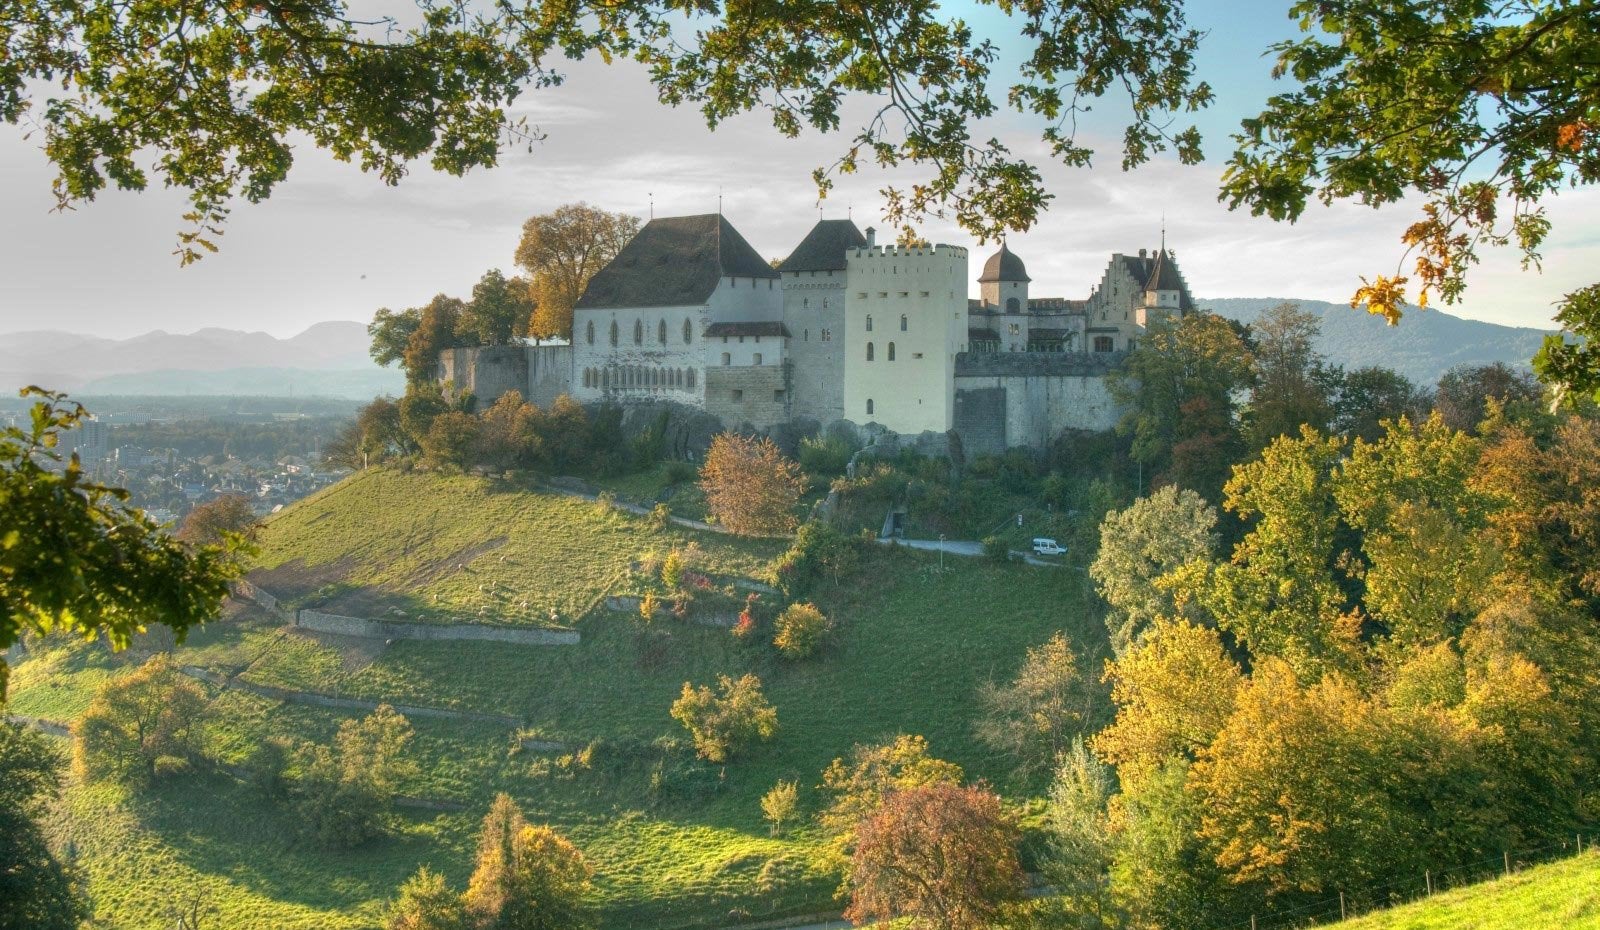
[440,215,1196,455]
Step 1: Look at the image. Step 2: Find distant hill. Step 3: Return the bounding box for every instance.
[0,321,402,399]
[1200,298,1552,387]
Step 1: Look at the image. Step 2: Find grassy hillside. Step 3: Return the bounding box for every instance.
[1330,851,1600,930]
[12,468,1101,930]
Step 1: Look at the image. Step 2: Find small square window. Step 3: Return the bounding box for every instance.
[773,390,785,402]
[732,389,744,401]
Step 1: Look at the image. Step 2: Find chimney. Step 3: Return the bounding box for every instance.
[865,226,877,248]
[1139,248,1146,259]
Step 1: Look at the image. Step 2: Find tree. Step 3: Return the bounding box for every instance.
[74,654,210,784]
[762,780,799,836]
[1041,739,1121,930]
[421,411,481,471]
[403,295,467,385]
[974,632,1095,776]
[843,783,1025,930]
[0,722,90,930]
[176,493,257,546]
[370,308,423,370]
[516,204,640,340]
[463,793,594,930]
[669,673,778,763]
[1109,313,1254,493]
[7,4,1209,258]
[1219,1,1600,399]
[1434,363,1544,433]
[819,735,964,860]
[1,388,239,697]
[772,602,832,660]
[1090,486,1219,654]
[387,868,467,930]
[296,704,417,848]
[459,269,534,347]
[699,434,806,536]
[1332,366,1427,442]
[1244,302,1337,449]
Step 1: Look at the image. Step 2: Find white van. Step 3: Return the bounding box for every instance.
[1031,538,1066,556]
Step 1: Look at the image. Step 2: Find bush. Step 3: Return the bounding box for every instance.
[662,549,685,590]
[799,433,858,478]
[773,602,832,660]
[982,536,1012,563]
[670,674,779,763]
[649,502,672,528]
[762,780,800,836]
[639,590,660,622]
[664,460,698,484]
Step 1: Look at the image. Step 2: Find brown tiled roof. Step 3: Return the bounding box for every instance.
[704,321,790,338]
[576,214,777,310]
[778,219,867,272]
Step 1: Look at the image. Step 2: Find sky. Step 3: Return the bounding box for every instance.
[0,0,1595,340]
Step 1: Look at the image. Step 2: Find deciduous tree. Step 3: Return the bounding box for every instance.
[74,654,210,784]
[1433,363,1544,433]
[459,269,534,347]
[387,868,467,930]
[176,494,257,546]
[1041,738,1122,930]
[1,389,239,697]
[296,704,417,848]
[699,434,806,536]
[463,793,594,930]
[403,295,467,385]
[370,308,423,370]
[0,722,90,930]
[819,734,964,861]
[669,673,778,763]
[772,602,832,660]
[516,204,640,340]
[1244,302,1338,449]
[761,780,799,836]
[844,783,1025,930]
[974,631,1095,775]
[1090,486,1219,654]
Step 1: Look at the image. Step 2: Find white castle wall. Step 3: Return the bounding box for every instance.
[782,269,848,424]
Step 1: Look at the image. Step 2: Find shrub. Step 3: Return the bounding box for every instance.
[799,433,857,478]
[662,549,685,590]
[649,502,672,528]
[294,705,418,849]
[639,590,660,622]
[773,602,832,660]
[593,490,617,517]
[670,674,779,763]
[982,536,1012,563]
[700,433,807,535]
[664,460,698,484]
[762,780,800,836]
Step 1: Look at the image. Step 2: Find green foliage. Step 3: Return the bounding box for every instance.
[0,722,90,930]
[981,535,1011,563]
[1333,366,1429,443]
[1332,851,1600,930]
[1090,485,1219,654]
[295,704,418,849]
[459,269,533,347]
[1040,738,1122,930]
[772,602,832,660]
[463,793,595,930]
[669,674,778,763]
[73,654,210,785]
[772,520,861,598]
[797,433,857,480]
[370,308,423,371]
[1434,362,1545,433]
[761,780,799,837]
[387,867,468,930]
[0,388,239,697]
[1245,302,1340,449]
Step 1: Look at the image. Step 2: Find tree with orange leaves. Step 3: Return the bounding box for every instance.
[698,433,806,536]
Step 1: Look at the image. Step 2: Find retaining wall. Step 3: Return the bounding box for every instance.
[231,582,578,646]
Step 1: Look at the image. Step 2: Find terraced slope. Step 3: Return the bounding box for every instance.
[12,468,1102,930]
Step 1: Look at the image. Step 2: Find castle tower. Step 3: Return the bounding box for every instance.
[778,218,868,424]
[1138,247,1193,329]
[842,241,968,433]
[978,243,1030,311]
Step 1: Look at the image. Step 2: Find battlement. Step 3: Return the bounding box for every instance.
[848,244,967,260]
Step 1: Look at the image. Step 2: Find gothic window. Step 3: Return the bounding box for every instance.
[721,352,731,366]
[634,319,643,345]
[683,318,693,343]
[658,319,667,344]
[866,342,875,361]
[609,320,619,346]
[1008,323,1021,335]
[582,369,590,388]
[1094,336,1115,353]
[823,298,829,309]
[687,369,696,389]
[887,342,896,361]
[1006,297,1020,312]
[586,320,595,345]
[866,315,873,332]
[753,352,763,365]
[803,298,809,308]
[821,329,832,342]
[900,314,907,331]
[804,329,809,341]
[867,398,875,415]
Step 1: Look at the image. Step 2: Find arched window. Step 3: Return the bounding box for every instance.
[866,314,873,332]
[803,298,809,308]
[634,319,643,345]
[586,320,595,345]
[601,368,610,388]
[867,398,875,416]
[609,320,619,346]
[687,368,697,389]
[683,318,692,343]
[900,314,908,331]
[721,352,732,366]
[866,342,875,361]
[658,319,667,344]
[887,342,896,361]
[1006,297,1020,312]
[753,352,763,365]
[823,298,829,309]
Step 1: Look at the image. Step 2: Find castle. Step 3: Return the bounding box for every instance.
[438,214,1196,456]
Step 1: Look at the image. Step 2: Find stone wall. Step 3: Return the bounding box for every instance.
[526,345,574,408]
[952,386,1008,457]
[953,351,1125,450]
[437,345,573,411]
[703,364,791,430]
[296,610,579,646]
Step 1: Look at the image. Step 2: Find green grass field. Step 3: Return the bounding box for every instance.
[1329,851,1600,930]
[11,468,1103,930]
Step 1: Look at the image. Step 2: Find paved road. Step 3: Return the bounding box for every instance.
[877,536,1065,568]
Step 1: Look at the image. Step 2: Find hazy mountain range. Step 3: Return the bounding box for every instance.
[1199,298,1552,386]
[0,321,404,400]
[0,301,1553,401]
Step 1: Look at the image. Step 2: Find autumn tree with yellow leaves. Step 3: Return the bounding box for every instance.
[699,433,806,536]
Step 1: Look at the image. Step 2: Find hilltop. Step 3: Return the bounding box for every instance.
[10,468,1096,930]
[1199,297,1551,386]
